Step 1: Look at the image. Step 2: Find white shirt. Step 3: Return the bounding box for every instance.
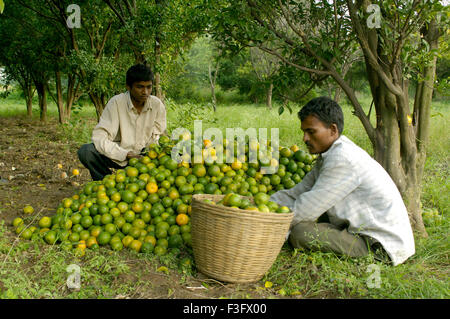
[92,92,166,166]
[270,135,415,266]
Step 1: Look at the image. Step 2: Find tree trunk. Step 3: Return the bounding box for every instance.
[65,73,79,121]
[55,70,67,124]
[25,85,34,118]
[154,37,163,100]
[18,73,34,118]
[35,81,48,122]
[266,82,273,109]
[89,93,106,121]
[208,62,219,112]
[353,19,442,238]
[334,86,342,103]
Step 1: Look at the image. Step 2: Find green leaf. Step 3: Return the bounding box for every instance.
[278,106,284,115]
[0,0,4,14]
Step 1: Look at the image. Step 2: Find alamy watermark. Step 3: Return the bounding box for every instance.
[66,4,81,29]
[170,120,280,174]
[66,264,81,290]
[366,264,381,289]
[367,4,381,29]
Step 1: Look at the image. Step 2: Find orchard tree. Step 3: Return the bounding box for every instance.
[210,0,449,236]
[13,0,134,119]
[0,0,57,121]
[102,0,209,100]
[249,47,280,109]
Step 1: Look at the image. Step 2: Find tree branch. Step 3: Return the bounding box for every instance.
[256,44,331,76]
[103,0,127,26]
[16,0,60,22]
[246,0,309,56]
[346,0,404,96]
[96,22,113,59]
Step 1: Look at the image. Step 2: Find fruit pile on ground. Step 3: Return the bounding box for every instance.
[11,134,316,257]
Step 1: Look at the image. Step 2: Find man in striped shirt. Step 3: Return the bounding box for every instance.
[270,97,415,266]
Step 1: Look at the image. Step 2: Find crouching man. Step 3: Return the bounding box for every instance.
[270,96,415,266]
[77,63,167,181]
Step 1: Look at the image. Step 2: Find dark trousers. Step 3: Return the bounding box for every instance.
[289,213,391,263]
[77,143,125,181]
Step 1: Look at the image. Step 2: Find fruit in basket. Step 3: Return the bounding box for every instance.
[254,192,270,206]
[276,206,291,213]
[202,199,215,205]
[217,192,291,213]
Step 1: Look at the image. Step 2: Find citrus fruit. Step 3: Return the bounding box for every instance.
[168,234,183,248]
[69,232,80,242]
[90,226,102,237]
[79,230,90,241]
[277,206,291,213]
[23,205,34,214]
[227,194,242,207]
[86,236,98,248]
[105,223,117,235]
[122,235,134,247]
[13,217,24,228]
[97,232,111,245]
[120,190,136,204]
[38,216,52,229]
[20,228,33,240]
[155,228,167,239]
[254,192,270,205]
[80,215,93,228]
[124,210,136,223]
[129,239,142,253]
[126,166,139,177]
[154,245,167,256]
[176,213,189,226]
[181,232,192,247]
[111,241,123,251]
[132,219,146,229]
[141,242,154,254]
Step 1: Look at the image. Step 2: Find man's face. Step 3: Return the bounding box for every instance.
[301,115,339,154]
[127,81,153,104]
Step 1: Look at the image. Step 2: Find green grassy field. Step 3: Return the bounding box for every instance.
[0,89,448,298]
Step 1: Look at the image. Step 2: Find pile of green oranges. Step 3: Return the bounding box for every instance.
[12,134,316,257]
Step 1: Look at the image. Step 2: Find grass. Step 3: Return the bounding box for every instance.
[0,89,449,299]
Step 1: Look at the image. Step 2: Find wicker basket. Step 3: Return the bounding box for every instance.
[190,194,293,283]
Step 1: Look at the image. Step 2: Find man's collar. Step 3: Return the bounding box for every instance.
[320,135,344,158]
[126,91,152,112]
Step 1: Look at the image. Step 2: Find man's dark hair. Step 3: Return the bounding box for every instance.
[126,64,154,87]
[298,96,344,134]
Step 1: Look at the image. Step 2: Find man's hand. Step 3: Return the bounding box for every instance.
[126,151,143,160]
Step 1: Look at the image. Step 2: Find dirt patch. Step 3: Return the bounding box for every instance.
[0,117,88,224]
[0,116,287,299]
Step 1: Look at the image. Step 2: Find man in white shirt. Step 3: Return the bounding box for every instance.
[77,64,167,181]
[270,97,415,266]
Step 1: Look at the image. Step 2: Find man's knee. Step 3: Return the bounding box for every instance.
[288,222,318,249]
[77,143,96,164]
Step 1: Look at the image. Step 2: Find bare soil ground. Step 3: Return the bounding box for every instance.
[0,116,285,299]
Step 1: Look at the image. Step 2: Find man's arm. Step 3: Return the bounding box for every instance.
[289,156,360,227]
[92,101,129,162]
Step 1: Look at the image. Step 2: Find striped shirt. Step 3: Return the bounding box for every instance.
[92,91,166,167]
[270,135,415,266]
